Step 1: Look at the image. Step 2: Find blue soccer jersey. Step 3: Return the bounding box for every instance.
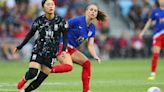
[150,7,164,36]
[67,16,96,48]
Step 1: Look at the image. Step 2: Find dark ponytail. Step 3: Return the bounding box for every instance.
[156,0,159,7]
[96,10,107,21]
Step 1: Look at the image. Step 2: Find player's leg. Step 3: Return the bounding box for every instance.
[22,65,50,92]
[51,44,73,73]
[148,37,161,80]
[17,62,41,89]
[71,50,91,92]
[148,46,161,80]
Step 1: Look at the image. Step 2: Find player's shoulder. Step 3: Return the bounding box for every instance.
[69,16,84,21]
[33,15,45,24]
[90,23,96,29]
[31,15,44,27]
[35,15,45,21]
[54,14,66,23]
[153,7,161,12]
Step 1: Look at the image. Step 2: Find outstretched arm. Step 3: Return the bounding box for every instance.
[139,19,152,39]
[16,22,38,50]
[88,37,101,63]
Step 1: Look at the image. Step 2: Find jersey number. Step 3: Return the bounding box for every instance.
[45,31,54,38]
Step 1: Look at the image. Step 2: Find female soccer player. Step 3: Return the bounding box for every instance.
[51,3,107,92]
[15,0,68,91]
[139,0,164,80]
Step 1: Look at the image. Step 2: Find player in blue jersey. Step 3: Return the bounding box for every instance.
[139,0,164,80]
[51,3,107,92]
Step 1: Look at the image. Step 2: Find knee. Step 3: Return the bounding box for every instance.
[25,68,38,80]
[82,60,91,68]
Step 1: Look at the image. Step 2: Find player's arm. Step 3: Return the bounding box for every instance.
[68,17,79,28]
[139,9,156,39]
[16,21,38,51]
[88,37,101,63]
[61,20,68,52]
[139,19,152,39]
[59,19,68,58]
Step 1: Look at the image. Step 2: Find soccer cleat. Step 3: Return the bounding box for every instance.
[17,78,26,89]
[148,76,155,81]
[88,90,92,92]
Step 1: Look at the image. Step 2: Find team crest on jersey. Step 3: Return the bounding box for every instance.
[88,31,92,37]
[54,24,58,31]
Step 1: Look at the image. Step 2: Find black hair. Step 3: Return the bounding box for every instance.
[42,0,46,7]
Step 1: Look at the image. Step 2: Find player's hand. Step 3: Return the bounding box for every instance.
[61,51,66,58]
[139,31,144,39]
[94,57,101,64]
[14,47,19,53]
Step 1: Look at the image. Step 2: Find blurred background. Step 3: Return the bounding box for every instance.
[0,0,164,92]
[0,0,163,61]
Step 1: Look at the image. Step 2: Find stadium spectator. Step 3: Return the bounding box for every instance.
[131,30,145,58]
[117,32,128,58]
[128,0,142,29]
[51,3,107,92]
[15,0,68,91]
[0,23,20,60]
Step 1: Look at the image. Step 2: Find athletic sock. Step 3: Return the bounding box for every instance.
[151,53,159,73]
[51,64,73,73]
[82,60,91,92]
[25,71,48,92]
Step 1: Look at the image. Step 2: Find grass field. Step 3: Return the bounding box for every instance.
[0,58,163,92]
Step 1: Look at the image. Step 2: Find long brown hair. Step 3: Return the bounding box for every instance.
[86,3,107,21]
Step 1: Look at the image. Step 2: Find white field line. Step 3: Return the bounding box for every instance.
[0,80,164,91]
[0,80,164,87]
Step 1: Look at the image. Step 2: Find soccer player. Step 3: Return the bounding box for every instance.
[15,0,68,91]
[139,0,164,80]
[51,3,107,92]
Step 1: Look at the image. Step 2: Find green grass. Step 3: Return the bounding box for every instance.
[0,58,163,92]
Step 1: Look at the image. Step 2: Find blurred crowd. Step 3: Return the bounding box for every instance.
[0,0,163,61]
[97,0,163,60]
[0,0,90,60]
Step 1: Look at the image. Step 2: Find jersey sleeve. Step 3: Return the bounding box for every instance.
[150,9,156,20]
[60,18,68,51]
[68,17,79,28]
[90,24,96,38]
[17,19,39,50]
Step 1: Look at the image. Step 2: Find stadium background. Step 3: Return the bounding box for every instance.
[0,0,163,92]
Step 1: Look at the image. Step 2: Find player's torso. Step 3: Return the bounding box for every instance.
[68,16,95,48]
[33,15,62,57]
[154,8,164,35]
